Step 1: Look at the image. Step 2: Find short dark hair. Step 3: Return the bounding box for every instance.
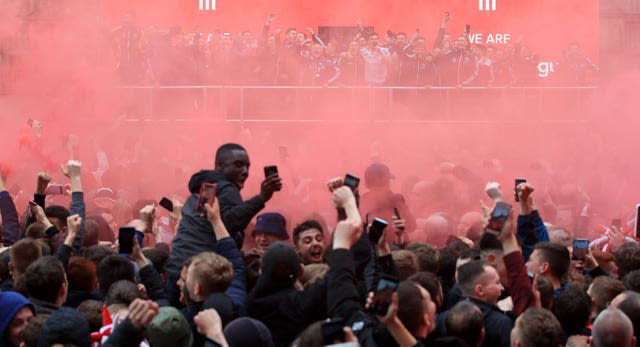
[534,242,570,280]
[622,269,640,292]
[292,220,323,246]
[536,275,555,310]
[615,243,640,278]
[214,143,246,167]
[392,250,420,280]
[478,232,503,251]
[10,238,42,275]
[408,271,442,310]
[552,284,591,336]
[66,257,97,293]
[24,256,66,303]
[590,276,625,315]
[457,261,487,298]
[44,205,70,222]
[396,280,425,334]
[97,255,135,294]
[446,301,483,347]
[105,280,142,306]
[142,247,169,277]
[25,222,46,239]
[406,242,440,274]
[77,300,103,332]
[82,245,116,265]
[516,308,563,347]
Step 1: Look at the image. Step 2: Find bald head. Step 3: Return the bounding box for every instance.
[421,214,450,247]
[591,308,636,347]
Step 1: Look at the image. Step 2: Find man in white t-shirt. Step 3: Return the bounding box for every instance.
[360,33,391,85]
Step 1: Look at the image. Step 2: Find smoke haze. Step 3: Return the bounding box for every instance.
[0,0,637,243]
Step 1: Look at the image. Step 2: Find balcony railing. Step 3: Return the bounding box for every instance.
[114,85,597,124]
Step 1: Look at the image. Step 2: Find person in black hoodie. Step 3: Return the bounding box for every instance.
[166,143,281,304]
[247,186,361,347]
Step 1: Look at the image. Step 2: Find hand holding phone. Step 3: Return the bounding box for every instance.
[486,202,512,236]
[514,178,526,202]
[264,165,278,178]
[343,174,360,191]
[195,183,217,218]
[159,197,174,212]
[118,227,136,254]
[368,218,388,244]
[572,239,589,260]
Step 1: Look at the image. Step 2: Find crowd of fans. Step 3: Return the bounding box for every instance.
[0,142,638,347]
[112,13,598,86]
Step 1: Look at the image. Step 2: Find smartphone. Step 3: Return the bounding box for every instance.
[635,204,640,239]
[159,197,173,212]
[612,218,621,229]
[264,165,278,178]
[487,202,512,234]
[321,318,345,345]
[118,227,136,254]
[393,207,401,219]
[514,178,526,202]
[572,238,589,260]
[44,184,65,196]
[370,275,399,316]
[368,218,388,244]
[195,183,217,218]
[343,173,360,191]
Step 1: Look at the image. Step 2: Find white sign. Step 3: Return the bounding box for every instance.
[198,0,216,10]
[479,0,497,11]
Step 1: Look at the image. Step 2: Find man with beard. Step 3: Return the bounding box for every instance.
[292,220,326,264]
[167,143,279,305]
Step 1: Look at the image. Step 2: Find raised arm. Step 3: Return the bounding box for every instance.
[206,198,247,315]
[62,160,86,253]
[0,173,20,246]
[516,183,549,261]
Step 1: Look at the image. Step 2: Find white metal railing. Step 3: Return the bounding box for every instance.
[105,85,598,123]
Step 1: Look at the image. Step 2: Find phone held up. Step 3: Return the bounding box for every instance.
[159,197,173,212]
[368,218,388,244]
[195,183,217,218]
[572,239,589,261]
[486,202,512,236]
[343,173,360,191]
[264,165,278,178]
[118,227,136,254]
[514,178,526,202]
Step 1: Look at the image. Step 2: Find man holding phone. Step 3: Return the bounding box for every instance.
[359,163,416,242]
[167,143,281,305]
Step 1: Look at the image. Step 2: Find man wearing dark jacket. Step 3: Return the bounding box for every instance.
[167,143,280,304]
